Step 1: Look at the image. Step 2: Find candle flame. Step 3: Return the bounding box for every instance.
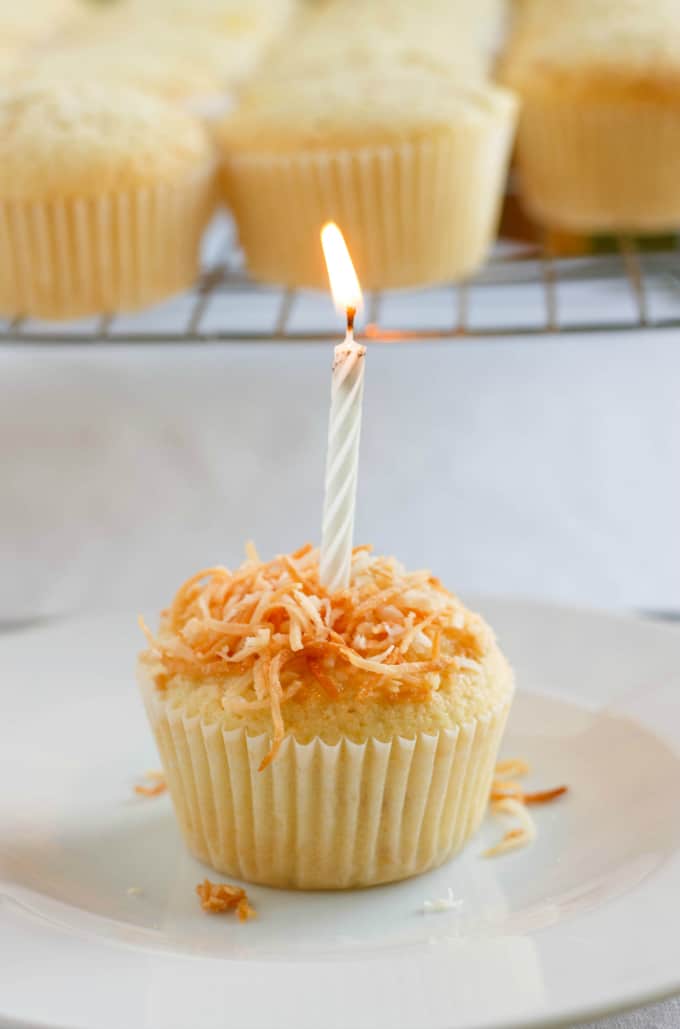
[321,222,362,316]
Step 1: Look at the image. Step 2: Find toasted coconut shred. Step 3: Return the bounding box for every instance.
[196,879,255,922]
[140,544,487,770]
[134,770,167,797]
[485,759,568,858]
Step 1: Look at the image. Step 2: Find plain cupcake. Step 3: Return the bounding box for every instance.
[259,0,507,85]
[52,0,298,115]
[0,0,79,49]
[32,36,238,113]
[216,65,517,289]
[0,81,216,320]
[502,0,680,232]
[138,545,515,890]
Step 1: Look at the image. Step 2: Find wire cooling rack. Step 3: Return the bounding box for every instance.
[2,213,680,343]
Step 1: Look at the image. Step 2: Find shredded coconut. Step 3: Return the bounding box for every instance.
[485,758,568,857]
[196,879,255,921]
[140,544,486,770]
[422,887,463,914]
[484,797,538,857]
[134,770,167,797]
[494,758,531,780]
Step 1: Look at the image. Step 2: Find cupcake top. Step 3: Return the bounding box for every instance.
[217,65,517,154]
[503,0,680,96]
[139,545,513,766]
[43,9,279,97]
[84,0,295,38]
[0,0,76,47]
[57,0,296,94]
[31,42,234,107]
[0,48,25,82]
[259,0,501,86]
[0,82,214,199]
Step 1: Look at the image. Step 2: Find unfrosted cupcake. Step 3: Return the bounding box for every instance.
[259,0,506,85]
[502,0,680,232]
[216,66,517,289]
[54,0,297,115]
[138,545,514,889]
[32,39,235,113]
[0,0,78,48]
[0,82,216,319]
[0,48,25,83]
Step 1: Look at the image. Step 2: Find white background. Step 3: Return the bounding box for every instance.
[2,328,679,622]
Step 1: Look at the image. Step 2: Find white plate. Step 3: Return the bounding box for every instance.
[2,599,680,1029]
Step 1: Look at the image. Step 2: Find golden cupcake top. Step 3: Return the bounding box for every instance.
[54,0,297,95]
[41,13,277,97]
[217,65,517,153]
[503,0,680,96]
[91,0,296,38]
[0,81,214,198]
[139,544,513,765]
[0,0,77,47]
[259,0,503,86]
[0,47,25,83]
[30,43,233,106]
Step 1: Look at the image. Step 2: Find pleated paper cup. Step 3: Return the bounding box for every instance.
[516,95,680,232]
[220,113,516,291]
[0,164,217,320]
[139,666,513,890]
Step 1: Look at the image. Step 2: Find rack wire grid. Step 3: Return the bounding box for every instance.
[2,212,680,344]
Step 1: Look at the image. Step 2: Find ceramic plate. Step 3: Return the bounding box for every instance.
[2,599,680,1029]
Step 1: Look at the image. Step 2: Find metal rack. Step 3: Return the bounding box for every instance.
[2,216,680,343]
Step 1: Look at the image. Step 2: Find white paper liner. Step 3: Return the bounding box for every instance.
[0,164,216,319]
[140,669,513,889]
[221,112,516,290]
[516,97,680,232]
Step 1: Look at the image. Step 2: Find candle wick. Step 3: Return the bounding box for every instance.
[346,306,356,336]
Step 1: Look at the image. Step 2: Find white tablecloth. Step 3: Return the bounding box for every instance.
[3,328,680,1026]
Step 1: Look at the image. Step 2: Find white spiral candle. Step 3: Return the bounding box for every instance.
[319,326,366,592]
[319,223,366,593]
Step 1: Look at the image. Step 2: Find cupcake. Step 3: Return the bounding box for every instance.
[0,82,216,320]
[32,39,238,113]
[138,545,514,889]
[259,0,506,85]
[502,0,680,232]
[53,0,298,115]
[95,0,296,40]
[0,48,25,83]
[0,0,78,49]
[216,66,518,289]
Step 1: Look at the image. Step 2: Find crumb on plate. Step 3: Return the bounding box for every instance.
[422,887,463,914]
[196,879,256,922]
[134,770,167,797]
[485,758,568,858]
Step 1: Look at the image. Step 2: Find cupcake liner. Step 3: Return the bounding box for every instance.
[517,96,680,232]
[0,164,217,320]
[220,112,516,290]
[139,669,513,889]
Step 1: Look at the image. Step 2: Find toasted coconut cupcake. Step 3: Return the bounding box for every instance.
[138,544,514,889]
